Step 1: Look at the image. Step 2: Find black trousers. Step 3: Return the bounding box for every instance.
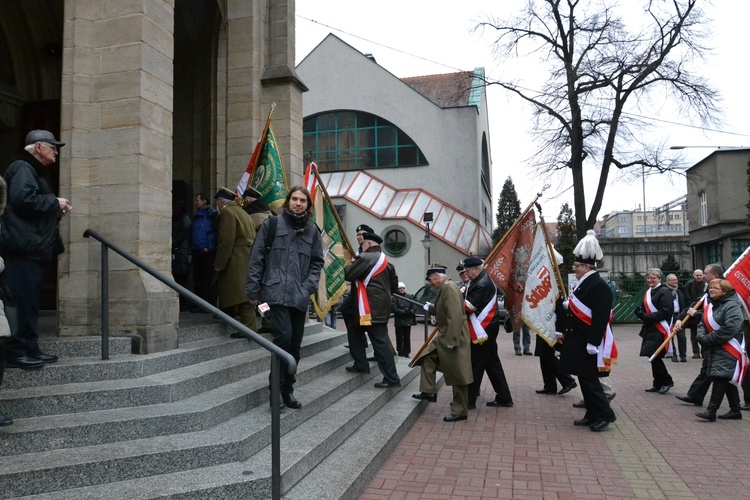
[394,325,411,356]
[686,356,712,404]
[651,354,673,388]
[349,323,399,385]
[538,342,575,392]
[268,306,307,393]
[670,330,687,358]
[689,324,701,356]
[191,251,216,305]
[468,322,512,404]
[4,257,45,359]
[579,375,615,423]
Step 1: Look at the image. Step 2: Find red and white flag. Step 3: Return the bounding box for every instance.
[521,224,560,347]
[303,162,318,202]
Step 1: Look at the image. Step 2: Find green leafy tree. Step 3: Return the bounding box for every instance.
[478,0,717,238]
[556,202,577,283]
[491,177,521,247]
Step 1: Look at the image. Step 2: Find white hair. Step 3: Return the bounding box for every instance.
[24,144,36,153]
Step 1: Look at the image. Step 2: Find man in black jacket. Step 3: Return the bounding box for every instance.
[683,269,706,358]
[635,268,675,394]
[462,257,513,408]
[344,232,400,388]
[1,130,72,369]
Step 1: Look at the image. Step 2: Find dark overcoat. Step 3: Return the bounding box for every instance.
[697,290,745,380]
[559,272,613,378]
[638,284,673,357]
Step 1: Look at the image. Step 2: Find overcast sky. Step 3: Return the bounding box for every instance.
[295,0,750,220]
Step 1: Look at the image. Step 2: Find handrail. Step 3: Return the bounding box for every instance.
[83,228,293,500]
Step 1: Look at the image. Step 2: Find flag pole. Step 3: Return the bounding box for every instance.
[535,201,568,301]
[484,192,542,263]
[312,167,356,257]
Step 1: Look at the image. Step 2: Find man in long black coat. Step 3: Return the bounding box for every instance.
[559,230,616,432]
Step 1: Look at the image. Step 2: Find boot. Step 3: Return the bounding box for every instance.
[696,383,724,422]
[281,391,302,409]
[718,385,742,420]
[238,302,257,331]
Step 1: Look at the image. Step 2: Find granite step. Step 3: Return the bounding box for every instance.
[12,361,424,499]
[0,354,411,498]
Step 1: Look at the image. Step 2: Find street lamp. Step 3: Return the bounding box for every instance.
[422,212,433,266]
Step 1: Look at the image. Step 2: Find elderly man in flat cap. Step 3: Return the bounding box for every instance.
[241,185,274,232]
[412,267,473,422]
[2,130,72,370]
[344,232,400,388]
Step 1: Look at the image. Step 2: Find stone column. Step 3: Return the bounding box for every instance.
[57,0,178,353]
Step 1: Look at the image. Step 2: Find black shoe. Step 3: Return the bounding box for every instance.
[740,403,750,411]
[281,392,302,409]
[515,350,522,356]
[644,386,660,393]
[536,388,557,394]
[680,357,687,362]
[574,418,592,426]
[443,414,467,422]
[0,413,12,427]
[658,384,673,394]
[487,399,513,407]
[367,356,377,361]
[558,382,578,395]
[6,356,45,369]
[671,355,679,362]
[230,332,244,339]
[412,392,437,402]
[29,353,58,364]
[718,410,742,420]
[345,366,370,374]
[696,411,716,422]
[676,395,701,406]
[374,381,400,388]
[468,402,477,410]
[590,420,611,432]
[523,350,533,356]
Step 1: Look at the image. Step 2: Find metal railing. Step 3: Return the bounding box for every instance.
[83,229,294,499]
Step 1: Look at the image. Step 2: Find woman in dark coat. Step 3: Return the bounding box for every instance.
[695,279,746,421]
[635,268,674,394]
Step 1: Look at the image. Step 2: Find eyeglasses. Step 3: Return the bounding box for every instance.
[39,142,58,153]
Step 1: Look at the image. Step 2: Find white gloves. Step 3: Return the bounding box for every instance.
[586,343,599,355]
[554,331,563,339]
[446,345,455,349]
[423,302,432,311]
[562,300,569,310]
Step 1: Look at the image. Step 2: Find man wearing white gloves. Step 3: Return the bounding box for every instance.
[559,230,617,432]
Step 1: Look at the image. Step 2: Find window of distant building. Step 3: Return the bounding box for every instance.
[699,192,707,226]
[481,133,491,198]
[618,227,628,234]
[303,110,428,171]
[381,226,410,257]
[731,239,750,260]
[706,242,721,263]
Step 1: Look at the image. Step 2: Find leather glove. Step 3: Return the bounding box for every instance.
[586,343,599,355]
[554,331,563,339]
[633,306,645,319]
[423,302,432,311]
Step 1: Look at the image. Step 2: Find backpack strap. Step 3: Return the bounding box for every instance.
[264,214,278,255]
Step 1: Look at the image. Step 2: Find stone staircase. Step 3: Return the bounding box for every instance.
[0,314,435,499]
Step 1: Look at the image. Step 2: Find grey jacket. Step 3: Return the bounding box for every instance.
[245,211,324,311]
[697,290,744,380]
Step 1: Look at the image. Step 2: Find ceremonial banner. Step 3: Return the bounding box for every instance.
[303,162,318,202]
[725,244,750,315]
[484,209,536,330]
[522,224,560,347]
[310,172,353,318]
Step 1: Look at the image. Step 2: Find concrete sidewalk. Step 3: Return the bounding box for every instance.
[360,324,750,499]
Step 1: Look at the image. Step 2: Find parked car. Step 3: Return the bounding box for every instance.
[413,284,508,326]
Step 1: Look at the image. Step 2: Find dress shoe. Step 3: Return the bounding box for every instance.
[740,403,750,411]
[6,356,45,369]
[412,392,437,402]
[695,411,716,422]
[374,381,400,388]
[367,356,377,361]
[590,420,610,432]
[644,386,660,393]
[671,355,679,362]
[523,350,533,356]
[345,366,370,374]
[680,356,687,362]
[574,418,592,426]
[281,392,302,409]
[573,400,586,408]
[658,384,673,394]
[468,402,477,410]
[0,413,13,427]
[443,414,467,422]
[558,382,578,395]
[718,410,742,420]
[692,353,701,359]
[676,395,701,406]
[486,399,513,407]
[607,392,616,402]
[515,350,522,356]
[30,353,58,364]
[536,388,557,394]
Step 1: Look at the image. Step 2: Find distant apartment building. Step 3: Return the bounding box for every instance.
[601,201,687,239]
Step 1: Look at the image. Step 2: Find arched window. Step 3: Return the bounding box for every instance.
[303,110,428,171]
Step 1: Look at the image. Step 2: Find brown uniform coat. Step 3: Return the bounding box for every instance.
[213,203,256,309]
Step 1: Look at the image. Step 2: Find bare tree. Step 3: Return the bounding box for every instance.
[478,0,719,237]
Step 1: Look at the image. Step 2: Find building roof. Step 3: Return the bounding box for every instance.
[401,70,483,108]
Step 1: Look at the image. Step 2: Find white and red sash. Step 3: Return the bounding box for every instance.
[356,252,389,326]
[703,299,750,386]
[569,294,618,373]
[463,282,493,345]
[644,287,673,356]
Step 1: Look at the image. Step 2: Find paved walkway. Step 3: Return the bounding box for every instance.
[359,324,750,499]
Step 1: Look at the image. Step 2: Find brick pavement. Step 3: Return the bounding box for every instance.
[360,324,750,499]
